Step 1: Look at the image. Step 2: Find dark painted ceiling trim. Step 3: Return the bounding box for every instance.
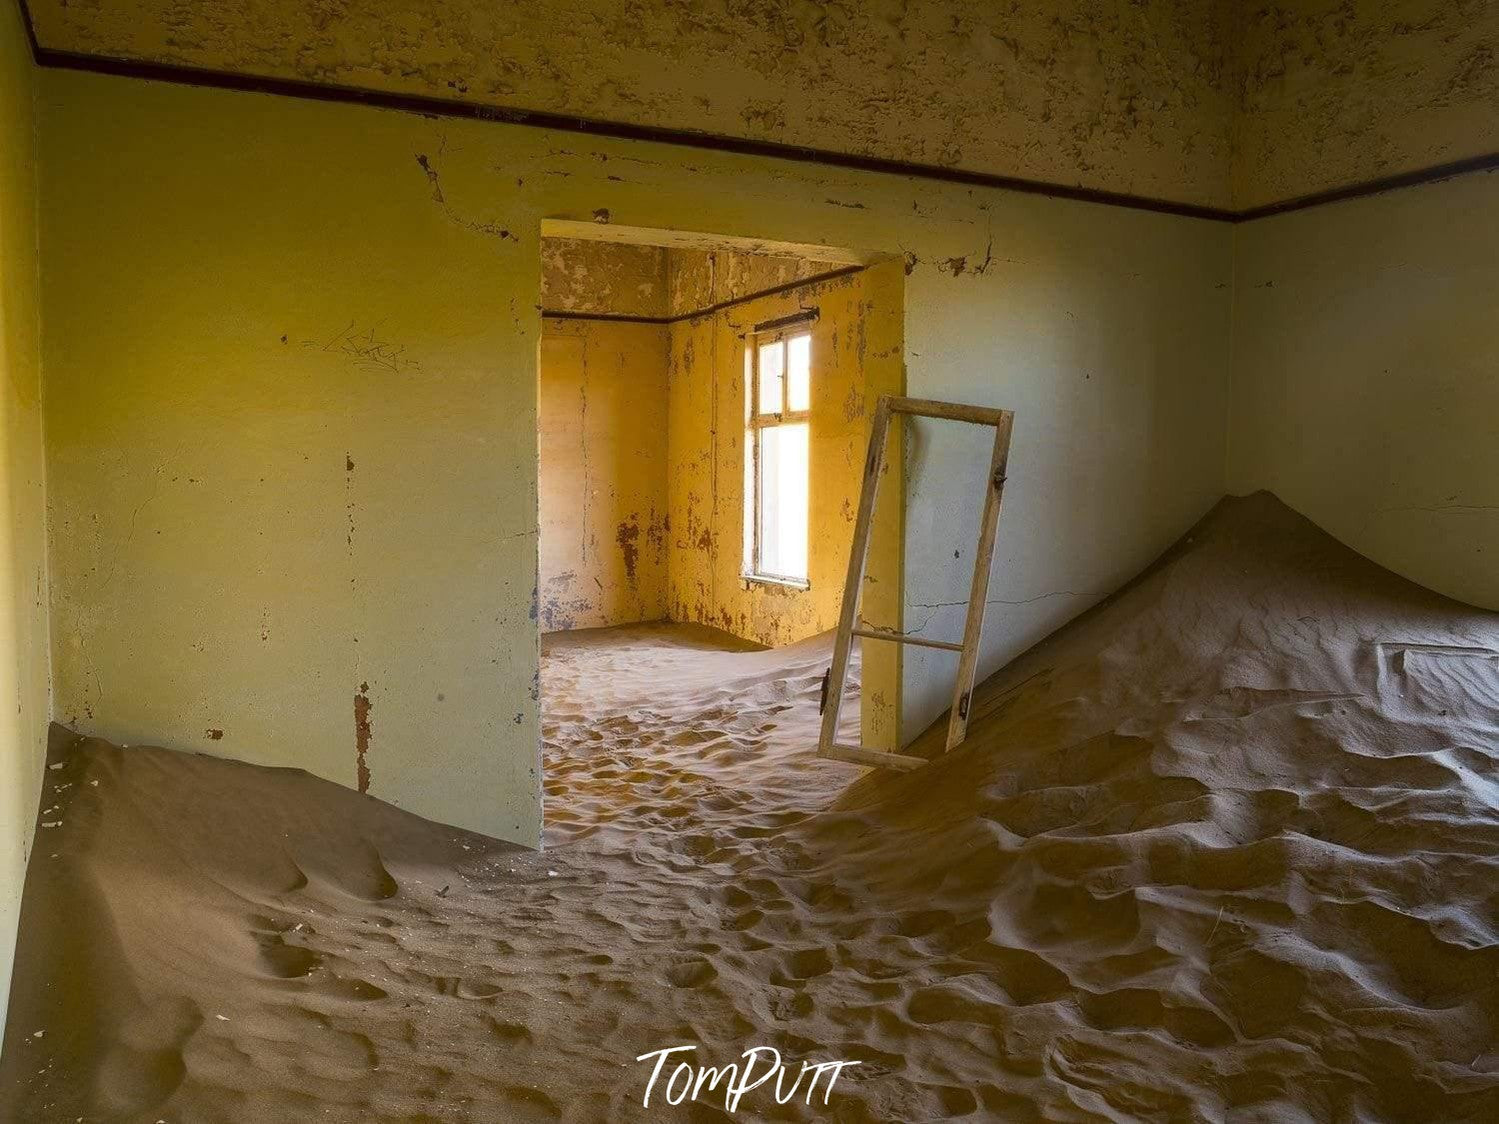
[16,1,1499,226]
[25,44,1234,222]
[543,265,865,325]
[1234,151,1499,221]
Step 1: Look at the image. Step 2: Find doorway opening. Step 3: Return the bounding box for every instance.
[535,223,905,837]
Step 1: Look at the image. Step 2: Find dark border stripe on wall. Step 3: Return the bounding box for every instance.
[1235,151,1499,221]
[15,0,1499,225]
[27,45,1233,222]
[541,309,669,326]
[15,0,36,54]
[542,265,864,326]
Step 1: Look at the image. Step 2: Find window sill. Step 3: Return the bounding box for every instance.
[741,572,811,592]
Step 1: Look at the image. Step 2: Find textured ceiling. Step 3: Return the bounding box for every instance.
[25,0,1235,209]
[23,1,1499,212]
[1229,0,1499,210]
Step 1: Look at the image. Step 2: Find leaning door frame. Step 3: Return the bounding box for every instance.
[818,395,1015,770]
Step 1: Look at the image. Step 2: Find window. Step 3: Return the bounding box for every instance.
[744,330,811,586]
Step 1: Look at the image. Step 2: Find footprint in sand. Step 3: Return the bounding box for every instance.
[94,996,203,1117]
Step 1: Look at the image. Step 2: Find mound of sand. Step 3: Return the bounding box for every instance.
[3,492,1497,1121]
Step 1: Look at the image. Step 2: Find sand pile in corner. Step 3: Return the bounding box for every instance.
[821,491,1499,1120]
[3,492,1496,1122]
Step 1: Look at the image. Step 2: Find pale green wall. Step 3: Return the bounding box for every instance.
[0,2,49,1039]
[37,66,1233,840]
[39,76,545,844]
[1230,175,1499,611]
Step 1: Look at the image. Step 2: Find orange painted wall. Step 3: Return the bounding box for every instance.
[538,319,670,631]
[665,261,904,647]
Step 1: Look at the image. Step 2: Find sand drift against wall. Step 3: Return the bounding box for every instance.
[3,494,1497,1120]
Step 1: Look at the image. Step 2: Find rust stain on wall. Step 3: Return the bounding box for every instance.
[538,300,670,632]
[354,682,373,793]
[615,516,641,584]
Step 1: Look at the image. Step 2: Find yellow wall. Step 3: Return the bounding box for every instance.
[666,250,834,317]
[665,261,906,746]
[541,238,668,318]
[665,265,901,645]
[39,78,544,845]
[37,65,1232,828]
[539,319,669,631]
[0,2,49,1037]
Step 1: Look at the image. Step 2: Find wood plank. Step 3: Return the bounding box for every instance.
[816,398,892,759]
[825,743,928,771]
[819,393,1016,771]
[943,411,1015,752]
[851,626,964,652]
[887,396,1013,427]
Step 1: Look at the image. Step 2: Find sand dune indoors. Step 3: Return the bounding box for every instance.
[3,493,1496,1121]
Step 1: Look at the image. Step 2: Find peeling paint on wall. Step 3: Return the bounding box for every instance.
[540,237,847,318]
[666,263,904,650]
[29,0,1499,217]
[541,237,668,318]
[664,248,838,317]
[354,683,372,794]
[1232,1,1499,209]
[538,320,670,631]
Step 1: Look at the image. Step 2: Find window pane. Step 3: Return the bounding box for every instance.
[758,422,809,580]
[786,334,811,412]
[757,340,784,415]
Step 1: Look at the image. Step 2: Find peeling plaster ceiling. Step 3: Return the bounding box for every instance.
[26,0,1235,209]
[23,1,1499,211]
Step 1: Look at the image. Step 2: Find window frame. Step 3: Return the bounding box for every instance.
[744,326,813,589]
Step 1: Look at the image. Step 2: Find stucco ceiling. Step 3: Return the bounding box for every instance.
[22,0,1499,212]
[24,0,1235,210]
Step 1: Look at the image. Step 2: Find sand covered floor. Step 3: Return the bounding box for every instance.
[4,493,1499,1122]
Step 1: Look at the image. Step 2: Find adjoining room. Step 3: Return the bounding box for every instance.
[537,229,906,775]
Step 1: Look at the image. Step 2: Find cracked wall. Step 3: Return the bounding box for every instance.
[0,0,49,1037]
[27,0,1236,209]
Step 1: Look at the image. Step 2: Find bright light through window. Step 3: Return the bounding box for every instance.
[745,330,811,584]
